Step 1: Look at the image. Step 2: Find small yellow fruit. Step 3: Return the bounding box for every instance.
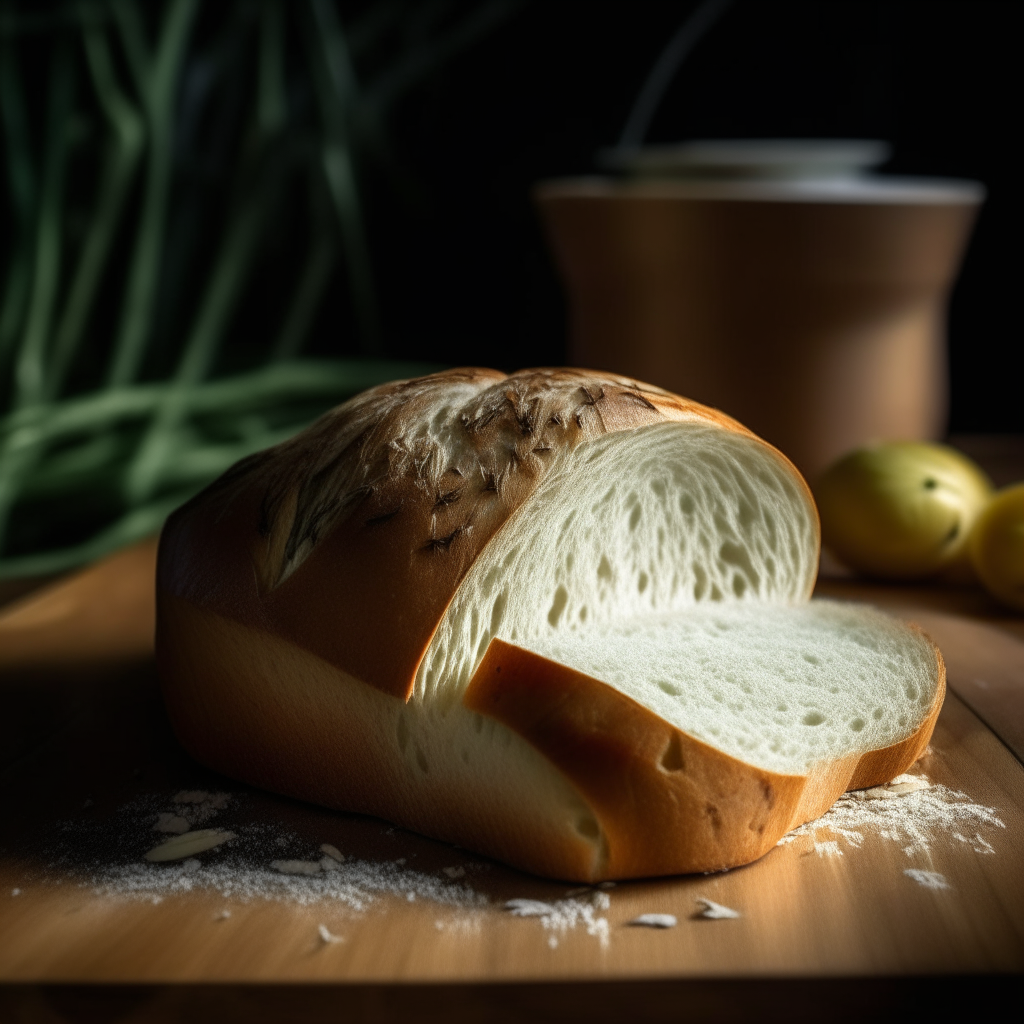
[970,484,1024,611]
[815,442,993,580]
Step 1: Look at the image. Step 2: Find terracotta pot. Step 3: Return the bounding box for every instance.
[536,176,982,479]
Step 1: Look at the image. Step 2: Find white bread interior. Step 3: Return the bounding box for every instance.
[416,421,818,703]
[523,601,940,776]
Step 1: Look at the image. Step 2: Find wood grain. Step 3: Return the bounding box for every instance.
[1,544,1022,994]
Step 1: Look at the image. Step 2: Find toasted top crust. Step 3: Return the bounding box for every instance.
[158,367,785,700]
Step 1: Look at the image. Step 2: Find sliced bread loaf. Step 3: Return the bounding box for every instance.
[156,368,943,880]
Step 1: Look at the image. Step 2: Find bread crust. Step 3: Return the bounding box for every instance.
[158,367,794,701]
[157,598,944,881]
[463,636,945,879]
[158,594,604,880]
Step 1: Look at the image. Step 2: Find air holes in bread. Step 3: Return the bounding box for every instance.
[660,734,686,773]
[548,586,569,627]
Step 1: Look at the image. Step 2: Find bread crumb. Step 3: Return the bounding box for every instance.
[11,888,20,897]
[319,856,342,873]
[548,935,559,948]
[318,923,344,944]
[145,829,236,862]
[629,913,677,928]
[319,843,344,862]
[904,869,950,890]
[174,791,207,803]
[696,898,740,919]
[271,860,322,876]
[506,899,556,917]
[215,909,231,920]
[153,813,191,834]
[442,866,466,879]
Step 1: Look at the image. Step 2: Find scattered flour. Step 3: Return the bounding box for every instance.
[272,860,323,876]
[814,841,843,858]
[778,775,1005,858]
[88,849,489,915]
[42,790,616,946]
[38,771,1001,951]
[904,869,951,891]
[504,897,611,948]
[153,814,191,834]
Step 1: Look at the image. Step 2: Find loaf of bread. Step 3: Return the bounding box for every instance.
[156,368,944,881]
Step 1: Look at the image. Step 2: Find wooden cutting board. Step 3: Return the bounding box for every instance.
[0,542,1022,1015]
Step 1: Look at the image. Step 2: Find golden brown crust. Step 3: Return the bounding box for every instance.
[158,594,603,881]
[158,367,764,700]
[463,635,946,878]
[463,638,807,877]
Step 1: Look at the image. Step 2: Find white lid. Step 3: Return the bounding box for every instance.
[579,138,985,204]
[601,138,892,180]
[540,175,985,206]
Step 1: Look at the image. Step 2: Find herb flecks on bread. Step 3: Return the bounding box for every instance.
[157,367,943,881]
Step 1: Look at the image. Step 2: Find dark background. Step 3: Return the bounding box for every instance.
[363,0,1020,433]
[2,0,1019,432]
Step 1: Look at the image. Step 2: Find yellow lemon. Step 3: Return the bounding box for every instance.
[815,442,993,580]
[970,484,1024,611]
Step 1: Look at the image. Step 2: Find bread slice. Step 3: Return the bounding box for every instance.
[156,368,944,881]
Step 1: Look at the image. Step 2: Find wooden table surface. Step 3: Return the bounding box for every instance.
[1,538,1022,1021]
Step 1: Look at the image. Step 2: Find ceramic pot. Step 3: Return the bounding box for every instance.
[536,175,982,479]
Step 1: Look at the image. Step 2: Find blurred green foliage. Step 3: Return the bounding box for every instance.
[0,0,517,578]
